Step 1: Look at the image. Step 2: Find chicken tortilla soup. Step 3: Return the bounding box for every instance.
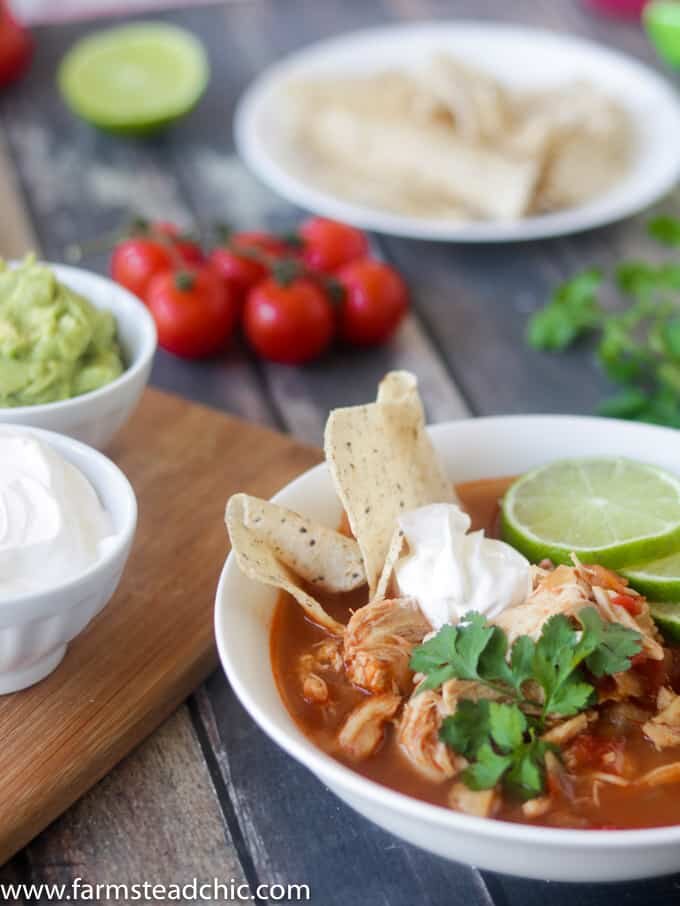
[226,372,680,829]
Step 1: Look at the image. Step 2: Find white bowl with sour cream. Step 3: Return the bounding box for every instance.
[0,425,136,693]
[215,414,680,883]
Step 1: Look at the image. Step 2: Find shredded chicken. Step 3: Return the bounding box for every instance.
[544,750,571,799]
[296,638,344,704]
[303,673,329,704]
[448,783,497,818]
[397,688,459,782]
[643,688,680,751]
[337,693,401,760]
[441,678,505,712]
[522,796,552,818]
[637,762,680,788]
[493,562,663,661]
[313,638,344,673]
[599,669,645,704]
[344,597,430,694]
[542,712,595,747]
[590,771,630,786]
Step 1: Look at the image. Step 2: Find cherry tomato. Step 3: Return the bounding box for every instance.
[0,2,32,89]
[231,230,298,259]
[208,246,269,305]
[300,217,368,273]
[152,221,204,266]
[244,277,334,364]
[336,259,409,346]
[110,238,175,301]
[147,267,238,359]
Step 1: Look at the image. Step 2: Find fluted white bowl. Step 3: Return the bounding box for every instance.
[0,263,156,449]
[0,425,137,693]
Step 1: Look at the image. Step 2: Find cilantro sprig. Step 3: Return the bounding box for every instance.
[526,215,680,427]
[410,609,642,799]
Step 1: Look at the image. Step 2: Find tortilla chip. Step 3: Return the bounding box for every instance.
[301,109,539,220]
[417,54,510,144]
[324,371,455,599]
[237,493,365,593]
[226,495,346,636]
[374,527,406,603]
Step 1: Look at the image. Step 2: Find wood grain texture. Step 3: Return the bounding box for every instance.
[16,707,247,891]
[0,387,319,866]
[0,128,37,259]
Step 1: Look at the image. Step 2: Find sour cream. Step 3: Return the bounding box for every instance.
[0,429,113,598]
[394,503,531,630]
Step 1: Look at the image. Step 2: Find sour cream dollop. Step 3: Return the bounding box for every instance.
[0,429,113,598]
[394,503,531,630]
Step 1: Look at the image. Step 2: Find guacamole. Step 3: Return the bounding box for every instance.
[0,257,124,407]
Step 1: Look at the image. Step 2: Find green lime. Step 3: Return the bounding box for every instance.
[623,551,680,601]
[58,23,209,135]
[645,1,680,68]
[501,457,680,568]
[649,601,680,643]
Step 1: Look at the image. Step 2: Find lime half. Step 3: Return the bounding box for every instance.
[501,457,680,568]
[623,551,680,602]
[645,1,680,68]
[649,602,680,643]
[58,23,209,135]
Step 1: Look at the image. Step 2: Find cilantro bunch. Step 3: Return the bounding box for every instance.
[527,216,680,427]
[410,610,641,799]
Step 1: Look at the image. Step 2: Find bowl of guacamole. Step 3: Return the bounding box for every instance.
[0,258,156,449]
[0,256,125,407]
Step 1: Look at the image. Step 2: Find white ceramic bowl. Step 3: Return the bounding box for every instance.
[215,415,680,882]
[0,263,157,449]
[235,22,680,242]
[0,425,137,694]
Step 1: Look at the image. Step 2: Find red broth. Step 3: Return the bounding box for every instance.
[271,478,680,828]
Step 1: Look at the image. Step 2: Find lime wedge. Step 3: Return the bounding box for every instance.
[501,457,680,568]
[649,601,680,643]
[58,23,209,135]
[622,551,680,601]
[645,1,680,67]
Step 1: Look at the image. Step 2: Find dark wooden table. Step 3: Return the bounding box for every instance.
[1,0,680,902]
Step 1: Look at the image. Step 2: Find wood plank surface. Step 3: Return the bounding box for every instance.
[1,1,680,903]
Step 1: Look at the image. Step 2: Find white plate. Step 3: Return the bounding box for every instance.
[215,414,680,882]
[235,22,680,242]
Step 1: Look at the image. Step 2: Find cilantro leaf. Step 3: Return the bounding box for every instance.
[578,606,642,676]
[649,215,680,247]
[544,674,596,717]
[597,388,650,420]
[508,635,536,691]
[462,744,513,790]
[526,269,602,351]
[409,624,459,691]
[477,626,513,686]
[440,699,492,759]
[488,701,526,751]
[454,611,496,678]
[532,614,585,716]
[410,612,495,692]
[504,739,552,800]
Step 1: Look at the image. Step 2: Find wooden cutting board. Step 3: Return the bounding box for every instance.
[0,388,321,865]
